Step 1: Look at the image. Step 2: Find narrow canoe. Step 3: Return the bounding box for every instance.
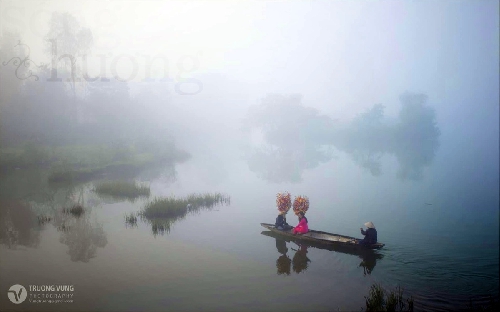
[260,223,385,250]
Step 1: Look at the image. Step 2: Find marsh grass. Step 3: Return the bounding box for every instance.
[364,284,413,312]
[139,193,230,235]
[62,204,85,218]
[141,193,230,219]
[94,181,150,199]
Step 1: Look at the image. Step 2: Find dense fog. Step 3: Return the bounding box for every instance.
[1,0,498,214]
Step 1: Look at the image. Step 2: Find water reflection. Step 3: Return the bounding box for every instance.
[0,177,109,262]
[291,244,311,274]
[0,200,40,249]
[58,212,107,262]
[358,251,382,276]
[50,188,108,262]
[245,92,440,182]
[145,217,178,237]
[275,237,291,275]
[247,146,334,183]
[133,163,177,184]
[263,231,383,276]
[273,237,311,275]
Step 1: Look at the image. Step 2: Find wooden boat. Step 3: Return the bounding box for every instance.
[260,223,385,250]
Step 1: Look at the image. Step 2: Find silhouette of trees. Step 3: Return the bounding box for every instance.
[245,92,440,182]
[244,94,336,182]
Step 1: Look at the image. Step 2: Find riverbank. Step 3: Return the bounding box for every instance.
[0,143,190,183]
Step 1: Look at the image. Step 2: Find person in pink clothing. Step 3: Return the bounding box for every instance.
[292,211,309,235]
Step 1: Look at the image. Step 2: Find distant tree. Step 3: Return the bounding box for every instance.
[244,92,440,182]
[0,31,27,105]
[392,92,440,180]
[1,65,73,145]
[44,12,93,122]
[0,31,28,145]
[244,94,336,182]
[332,92,440,180]
[245,94,334,146]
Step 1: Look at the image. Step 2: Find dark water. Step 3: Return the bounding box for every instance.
[0,152,498,311]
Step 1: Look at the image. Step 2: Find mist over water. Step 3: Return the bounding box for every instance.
[0,1,498,311]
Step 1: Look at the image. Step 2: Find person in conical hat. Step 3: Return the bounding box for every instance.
[364,222,375,229]
[359,221,377,246]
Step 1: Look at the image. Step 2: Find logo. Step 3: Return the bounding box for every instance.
[8,284,27,304]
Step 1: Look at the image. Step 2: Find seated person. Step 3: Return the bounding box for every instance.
[275,211,292,230]
[292,211,309,235]
[359,221,377,245]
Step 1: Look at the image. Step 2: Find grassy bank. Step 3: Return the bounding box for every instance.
[0,143,190,183]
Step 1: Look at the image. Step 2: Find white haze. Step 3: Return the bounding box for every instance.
[1,0,498,219]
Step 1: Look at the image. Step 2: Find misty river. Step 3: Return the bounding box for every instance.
[0,1,498,311]
[0,145,498,311]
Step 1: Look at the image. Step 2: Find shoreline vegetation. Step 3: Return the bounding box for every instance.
[363,283,498,312]
[364,284,414,312]
[0,142,191,183]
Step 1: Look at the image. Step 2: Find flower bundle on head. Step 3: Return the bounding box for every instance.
[276,192,291,213]
[293,196,309,215]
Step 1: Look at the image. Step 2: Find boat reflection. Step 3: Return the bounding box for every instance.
[262,230,383,276]
[275,237,311,275]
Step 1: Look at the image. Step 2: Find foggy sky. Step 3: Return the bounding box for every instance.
[1,0,498,201]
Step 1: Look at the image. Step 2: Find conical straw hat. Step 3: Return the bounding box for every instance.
[364,222,375,229]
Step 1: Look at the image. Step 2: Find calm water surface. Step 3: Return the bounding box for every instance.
[0,152,498,311]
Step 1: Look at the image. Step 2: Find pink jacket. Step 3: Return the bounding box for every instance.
[293,217,309,234]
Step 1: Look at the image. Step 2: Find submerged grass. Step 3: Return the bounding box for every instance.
[94,181,150,199]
